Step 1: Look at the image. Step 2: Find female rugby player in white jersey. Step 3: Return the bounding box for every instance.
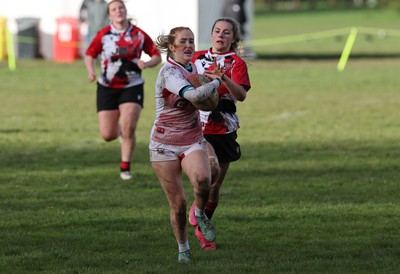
[149,26,224,263]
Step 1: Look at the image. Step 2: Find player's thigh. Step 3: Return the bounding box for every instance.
[152,160,185,204]
[206,141,217,158]
[119,102,142,130]
[97,110,120,139]
[182,149,211,187]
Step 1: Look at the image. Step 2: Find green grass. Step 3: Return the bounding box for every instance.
[1,9,400,274]
[253,9,400,57]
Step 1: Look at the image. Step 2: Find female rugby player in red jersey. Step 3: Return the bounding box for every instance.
[189,17,251,250]
[84,0,161,180]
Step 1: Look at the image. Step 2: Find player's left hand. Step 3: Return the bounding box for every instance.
[204,58,224,80]
[137,60,146,70]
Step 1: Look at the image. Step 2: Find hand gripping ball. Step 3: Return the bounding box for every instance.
[186,74,219,111]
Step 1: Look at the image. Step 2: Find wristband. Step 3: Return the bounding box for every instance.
[215,77,222,86]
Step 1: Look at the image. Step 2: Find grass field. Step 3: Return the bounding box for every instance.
[1,9,400,274]
[252,8,400,57]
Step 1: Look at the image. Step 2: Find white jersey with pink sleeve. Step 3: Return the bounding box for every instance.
[150,57,203,146]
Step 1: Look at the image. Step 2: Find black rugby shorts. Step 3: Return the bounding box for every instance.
[97,83,144,111]
[204,131,241,163]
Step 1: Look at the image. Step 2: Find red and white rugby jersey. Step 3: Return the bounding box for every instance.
[150,57,203,146]
[86,23,160,89]
[192,48,251,135]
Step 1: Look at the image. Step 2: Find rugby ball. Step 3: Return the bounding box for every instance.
[187,74,219,111]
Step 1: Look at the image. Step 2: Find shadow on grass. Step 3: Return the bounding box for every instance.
[1,139,398,202]
[1,139,398,178]
[220,139,400,204]
[0,141,150,171]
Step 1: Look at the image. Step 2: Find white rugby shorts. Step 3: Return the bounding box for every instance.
[149,139,207,162]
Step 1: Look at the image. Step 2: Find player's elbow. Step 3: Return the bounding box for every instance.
[236,92,246,102]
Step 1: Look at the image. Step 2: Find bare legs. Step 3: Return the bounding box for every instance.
[97,102,142,169]
[206,142,229,203]
[151,150,211,244]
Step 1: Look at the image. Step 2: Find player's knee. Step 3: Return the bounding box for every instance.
[195,176,211,195]
[120,126,136,139]
[101,133,117,142]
